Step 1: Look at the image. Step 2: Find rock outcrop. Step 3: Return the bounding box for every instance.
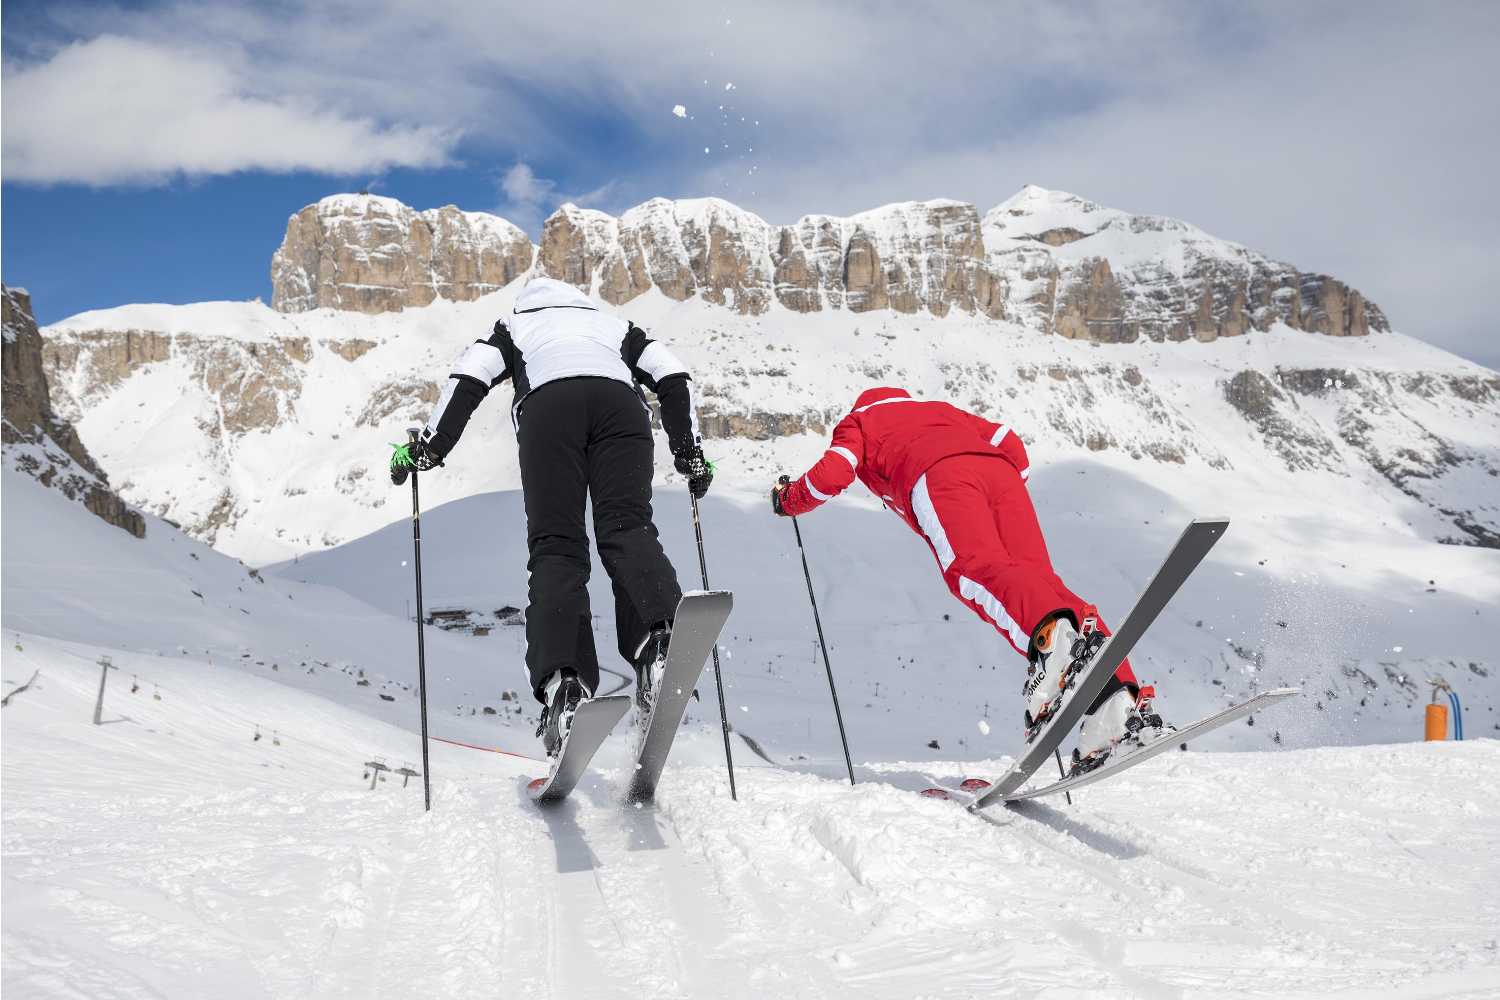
[42,329,309,435]
[537,197,1006,319]
[268,187,1387,342]
[2,286,145,537]
[985,186,1389,344]
[271,194,534,313]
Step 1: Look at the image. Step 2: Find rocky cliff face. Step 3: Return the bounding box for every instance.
[271,195,534,314]
[986,186,1389,344]
[269,187,1386,344]
[537,197,1006,319]
[2,286,145,537]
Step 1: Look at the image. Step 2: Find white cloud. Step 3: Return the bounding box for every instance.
[1,35,458,184]
[497,162,614,236]
[4,1,1497,365]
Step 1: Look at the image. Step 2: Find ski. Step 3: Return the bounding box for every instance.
[920,778,991,801]
[627,590,734,803]
[1005,687,1299,802]
[527,695,631,803]
[966,517,1230,812]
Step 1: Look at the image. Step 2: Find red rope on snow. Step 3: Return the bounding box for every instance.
[431,734,544,762]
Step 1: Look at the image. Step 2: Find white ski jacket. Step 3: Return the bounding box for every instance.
[419,277,700,458]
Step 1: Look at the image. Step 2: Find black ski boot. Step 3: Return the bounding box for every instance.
[632,623,672,714]
[536,670,587,758]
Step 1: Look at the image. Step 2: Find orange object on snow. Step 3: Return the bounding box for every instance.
[1425,702,1449,741]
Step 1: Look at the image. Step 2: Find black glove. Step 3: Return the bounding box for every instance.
[674,446,713,499]
[389,440,442,486]
[771,475,792,516]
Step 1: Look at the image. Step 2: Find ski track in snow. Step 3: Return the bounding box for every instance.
[5,634,1498,999]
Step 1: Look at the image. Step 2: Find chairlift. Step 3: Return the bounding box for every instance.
[272,730,281,746]
[131,676,140,694]
[152,684,162,701]
[253,726,263,742]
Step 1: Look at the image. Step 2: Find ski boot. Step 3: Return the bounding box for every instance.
[632,622,672,715]
[1070,684,1170,776]
[536,670,588,759]
[1022,607,1106,743]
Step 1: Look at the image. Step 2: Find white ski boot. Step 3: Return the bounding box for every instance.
[1022,608,1104,742]
[1071,684,1169,775]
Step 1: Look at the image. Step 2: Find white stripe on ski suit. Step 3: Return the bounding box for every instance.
[911,476,955,570]
[830,446,858,469]
[803,475,833,502]
[987,423,1031,480]
[911,472,1028,652]
[854,396,918,414]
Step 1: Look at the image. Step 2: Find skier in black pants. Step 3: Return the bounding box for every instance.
[389,276,712,757]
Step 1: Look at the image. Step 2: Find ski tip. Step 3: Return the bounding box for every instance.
[1190,516,1231,533]
[526,777,548,794]
[958,778,992,793]
[919,787,953,800]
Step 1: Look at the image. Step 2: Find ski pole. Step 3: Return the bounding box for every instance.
[1053,748,1072,806]
[788,513,856,785]
[690,493,738,801]
[406,428,433,812]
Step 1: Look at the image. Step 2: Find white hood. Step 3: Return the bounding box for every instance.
[515,277,597,313]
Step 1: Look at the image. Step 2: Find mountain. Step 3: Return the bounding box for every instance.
[2,284,144,537]
[271,194,534,313]
[36,187,1499,564]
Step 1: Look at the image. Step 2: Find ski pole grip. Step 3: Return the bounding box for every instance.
[406,427,420,444]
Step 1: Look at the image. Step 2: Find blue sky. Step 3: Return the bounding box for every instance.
[3,1,1497,368]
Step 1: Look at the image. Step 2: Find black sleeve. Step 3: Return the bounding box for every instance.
[622,323,656,387]
[654,374,697,456]
[420,321,513,459]
[422,376,489,459]
[621,322,699,455]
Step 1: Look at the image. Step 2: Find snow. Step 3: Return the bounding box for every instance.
[5,629,1499,998]
[5,398,1500,997]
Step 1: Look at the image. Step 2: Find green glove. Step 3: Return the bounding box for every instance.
[389,440,441,486]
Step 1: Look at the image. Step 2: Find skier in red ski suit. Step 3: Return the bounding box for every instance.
[771,386,1158,763]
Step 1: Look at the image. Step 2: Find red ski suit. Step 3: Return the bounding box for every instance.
[779,387,1136,686]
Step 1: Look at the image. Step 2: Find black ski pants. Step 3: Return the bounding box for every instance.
[517,377,683,700]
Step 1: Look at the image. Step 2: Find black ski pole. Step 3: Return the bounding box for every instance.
[406,428,433,812]
[789,512,856,785]
[690,493,738,801]
[1053,748,1072,806]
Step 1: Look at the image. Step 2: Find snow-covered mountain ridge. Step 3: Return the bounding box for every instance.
[41,290,1498,564]
[269,186,1385,346]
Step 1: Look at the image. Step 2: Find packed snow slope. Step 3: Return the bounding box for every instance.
[5,631,1499,1000]
[0,469,534,748]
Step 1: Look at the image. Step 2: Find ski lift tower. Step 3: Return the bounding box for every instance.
[363,757,391,790]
